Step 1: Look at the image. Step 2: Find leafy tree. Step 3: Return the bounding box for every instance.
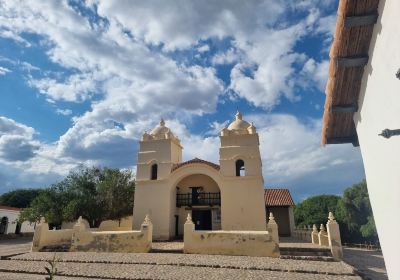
[19,166,135,228]
[19,188,65,227]
[293,179,378,244]
[0,189,42,208]
[336,180,378,243]
[294,195,341,227]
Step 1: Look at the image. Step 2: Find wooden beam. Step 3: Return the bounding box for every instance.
[344,14,378,28]
[326,136,358,146]
[337,56,369,68]
[330,104,358,113]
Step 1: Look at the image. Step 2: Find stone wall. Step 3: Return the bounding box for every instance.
[70,216,152,253]
[32,215,152,253]
[32,218,74,251]
[183,214,280,257]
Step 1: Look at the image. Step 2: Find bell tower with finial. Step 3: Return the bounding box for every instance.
[136,118,183,181]
[218,111,266,231]
[220,111,263,177]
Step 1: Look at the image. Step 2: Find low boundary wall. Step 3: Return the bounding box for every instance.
[31,216,152,253]
[183,214,280,257]
[32,218,73,252]
[293,212,343,260]
[70,217,152,253]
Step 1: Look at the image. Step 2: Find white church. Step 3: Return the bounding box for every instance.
[133,112,294,240]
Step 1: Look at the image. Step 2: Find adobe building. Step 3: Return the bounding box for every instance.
[133,112,294,240]
[321,1,399,278]
[0,206,35,235]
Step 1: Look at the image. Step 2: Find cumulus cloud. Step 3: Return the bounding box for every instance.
[0,116,39,161]
[299,58,329,91]
[0,1,352,197]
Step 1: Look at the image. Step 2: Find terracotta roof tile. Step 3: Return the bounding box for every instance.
[0,205,22,211]
[171,158,220,172]
[264,189,295,206]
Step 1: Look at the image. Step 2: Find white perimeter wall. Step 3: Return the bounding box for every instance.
[354,0,400,279]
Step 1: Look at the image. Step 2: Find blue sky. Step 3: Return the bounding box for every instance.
[0,0,365,201]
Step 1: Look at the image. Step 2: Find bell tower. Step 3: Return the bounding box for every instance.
[136,119,183,181]
[134,119,183,240]
[218,111,266,231]
[219,111,263,179]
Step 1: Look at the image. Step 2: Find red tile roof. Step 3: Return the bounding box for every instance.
[171,158,220,172]
[0,205,22,212]
[264,189,295,206]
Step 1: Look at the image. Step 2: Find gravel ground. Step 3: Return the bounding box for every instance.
[0,272,116,280]
[0,260,362,280]
[343,247,388,280]
[10,251,356,275]
[0,237,32,257]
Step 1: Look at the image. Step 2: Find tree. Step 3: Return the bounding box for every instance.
[294,195,341,227]
[293,179,378,244]
[336,180,378,243]
[19,166,135,228]
[19,188,65,227]
[0,189,42,208]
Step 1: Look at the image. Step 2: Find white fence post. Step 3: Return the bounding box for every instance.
[267,212,279,244]
[318,224,329,246]
[326,212,343,260]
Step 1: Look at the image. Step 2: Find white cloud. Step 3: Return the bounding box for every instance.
[93,0,286,51]
[0,1,351,197]
[28,73,99,102]
[299,58,329,91]
[0,29,31,47]
[0,66,11,75]
[212,48,240,65]
[56,109,73,116]
[197,44,210,53]
[0,116,39,161]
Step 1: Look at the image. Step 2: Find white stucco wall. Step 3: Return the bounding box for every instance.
[0,209,19,234]
[353,1,400,279]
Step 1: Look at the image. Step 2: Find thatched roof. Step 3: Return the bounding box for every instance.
[264,189,295,206]
[171,158,220,172]
[321,0,380,146]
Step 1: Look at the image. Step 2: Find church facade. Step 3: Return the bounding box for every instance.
[133,112,276,240]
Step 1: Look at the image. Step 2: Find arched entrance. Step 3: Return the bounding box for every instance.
[0,217,8,234]
[174,174,221,237]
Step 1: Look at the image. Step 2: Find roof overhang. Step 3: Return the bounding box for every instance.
[321,0,380,146]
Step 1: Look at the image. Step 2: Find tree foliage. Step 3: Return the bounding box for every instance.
[19,167,135,228]
[0,189,42,208]
[294,195,341,227]
[294,179,378,244]
[337,180,378,243]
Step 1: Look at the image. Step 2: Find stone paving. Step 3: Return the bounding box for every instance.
[9,251,357,275]
[0,237,32,257]
[0,259,362,280]
[0,238,386,280]
[343,247,388,280]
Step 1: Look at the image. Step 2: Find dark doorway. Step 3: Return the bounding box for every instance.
[174,215,179,237]
[0,217,8,234]
[151,164,158,180]
[192,209,212,230]
[15,222,21,234]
